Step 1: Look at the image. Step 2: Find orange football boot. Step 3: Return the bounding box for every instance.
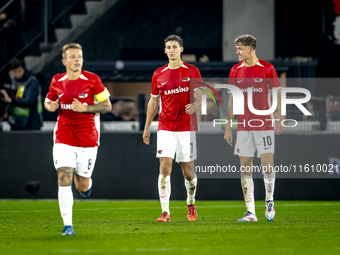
[187,204,197,221]
[156,212,170,222]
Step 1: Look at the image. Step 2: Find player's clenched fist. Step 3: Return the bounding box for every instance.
[45,98,59,112]
[72,98,87,112]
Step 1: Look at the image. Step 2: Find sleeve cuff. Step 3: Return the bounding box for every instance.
[194,87,204,91]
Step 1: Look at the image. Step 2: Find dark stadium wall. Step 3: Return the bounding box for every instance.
[275,0,324,59]
[0,132,339,200]
[222,0,275,61]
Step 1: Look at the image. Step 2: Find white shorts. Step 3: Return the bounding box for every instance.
[156,131,197,163]
[53,143,98,177]
[234,130,275,158]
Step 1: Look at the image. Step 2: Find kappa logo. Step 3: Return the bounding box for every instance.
[255,78,262,82]
[182,77,190,82]
[79,93,88,98]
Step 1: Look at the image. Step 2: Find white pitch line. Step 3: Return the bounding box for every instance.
[0,203,339,213]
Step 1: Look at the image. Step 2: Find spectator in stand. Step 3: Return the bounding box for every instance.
[121,101,138,121]
[0,58,43,131]
[100,98,123,121]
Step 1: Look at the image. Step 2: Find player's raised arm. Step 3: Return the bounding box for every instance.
[224,93,234,146]
[143,96,160,145]
[275,89,285,135]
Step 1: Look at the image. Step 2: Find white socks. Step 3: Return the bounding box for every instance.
[158,174,171,215]
[58,186,73,226]
[241,174,255,214]
[185,176,197,205]
[240,171,275,214]
[263,172,275,201]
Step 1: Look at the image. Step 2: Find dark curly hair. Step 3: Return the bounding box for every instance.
[234,34,257,50]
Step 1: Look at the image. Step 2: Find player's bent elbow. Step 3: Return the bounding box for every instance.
[102,101,112,113]
[98,99,111,113]
[149,97,159,107]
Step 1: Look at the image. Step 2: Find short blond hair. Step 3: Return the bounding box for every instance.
[62,43,82,59]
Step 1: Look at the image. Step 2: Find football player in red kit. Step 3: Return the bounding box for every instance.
[44,43,111,235]
[143,35,204,222]
[224,35,285,222]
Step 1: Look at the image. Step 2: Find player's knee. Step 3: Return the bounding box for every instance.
[159,165,171,175]
[57,168,73,186]
[58,180,71,186]
[183,172,193,181]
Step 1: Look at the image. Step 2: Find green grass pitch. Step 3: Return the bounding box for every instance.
[0,200,339,254]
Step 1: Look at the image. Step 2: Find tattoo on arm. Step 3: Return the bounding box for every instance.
[87,98,111,113]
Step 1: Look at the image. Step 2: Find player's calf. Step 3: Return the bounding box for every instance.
[78,178,92,199]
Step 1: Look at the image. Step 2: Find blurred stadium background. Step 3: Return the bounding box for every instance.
[0,0,340,200]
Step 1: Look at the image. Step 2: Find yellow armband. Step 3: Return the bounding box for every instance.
[94,88,110,102]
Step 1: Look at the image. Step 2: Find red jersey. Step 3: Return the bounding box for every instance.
[46,70,110,147]
[151,63,203,131]
[229,59,281,131]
